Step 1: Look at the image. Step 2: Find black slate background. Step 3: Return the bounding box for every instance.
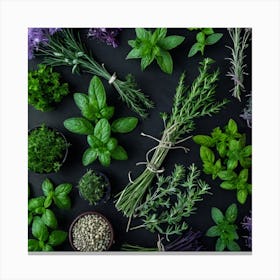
[28,28,252,252]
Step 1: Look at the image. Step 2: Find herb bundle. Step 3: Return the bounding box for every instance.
[131,164,210,238]
[38,29,153,118]
[115,58,228,218]
[226,28,251,101]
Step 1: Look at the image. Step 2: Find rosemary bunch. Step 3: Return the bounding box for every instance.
[226,28,251,101]
[131,164,210,239]
[115,58,228,218]
[38,29,154,118]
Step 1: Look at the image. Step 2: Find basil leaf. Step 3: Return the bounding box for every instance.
[151,28,167,43]
[200,146,215,163]
[227,240,240,251]
[126,48,142,59]
[111,145,128,160]
[206,226,220,237]
[226,119,238,135]
[237,189,248,204]
[242,145,252,157]
[42,178,54,196]
[32,216,49,242]
[220,181,236,190]
[98,151,111,167]
[43,244,53,251]
[238,169,248,183]
[217,142,227,157]
[111,117,138,133]
[88,76,106,109]
[247,183,252,194]
[193,135,215,147]
[205,33,223,45]
[240,157,252,168]
[100,106,114,120]
[73,93,89,112]
[48,230,67,246]
[44,193,53,208]
[128,40,136,47]
[135,28,149,40]
[140,55,154,71]
[34,206,46,215]
[225,203,238,223]
[211,207,224,224]
[28,212,33,225]
[157,35,185,50]
[82,148,98,166]
[106,138,118,151]
[41,209,58,229]
[87,135,102,148]
[227,158,238,170]
[229,139,240,151]
[217,170,237,181]
[53,194,71,209]
[94,119,111,143]
[188,42,202,57]
[202,28,214,35]
[155,50,173,74]
[215,238,226,251]
[203,162,214,174]
[196,32,205,43]
[28,239,40,251]
[64,117,94,135]
[54,183,72,196]
[28,196,45,212]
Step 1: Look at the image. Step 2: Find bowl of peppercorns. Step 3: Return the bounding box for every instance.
[69,211,114,251]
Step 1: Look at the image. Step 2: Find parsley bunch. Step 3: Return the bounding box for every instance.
[126,28,185,74]
[28,64,69,112]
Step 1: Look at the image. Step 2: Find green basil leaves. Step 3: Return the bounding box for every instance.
[64,76,138,167]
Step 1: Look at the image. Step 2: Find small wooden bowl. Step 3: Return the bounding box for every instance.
[69,211,114,252]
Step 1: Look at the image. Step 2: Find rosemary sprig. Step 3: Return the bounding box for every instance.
[115,58,228,218]
[38,29,154,119]
[226,28,251,101]
[131,164,211,239]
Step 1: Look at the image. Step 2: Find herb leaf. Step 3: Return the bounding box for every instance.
[32,216,49,242]
[111,117,138,133]
[48,230,67,246]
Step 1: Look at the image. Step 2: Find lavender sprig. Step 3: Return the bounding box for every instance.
[226,28,251,101]
[241,212,252,249]
[88,28,122,48]
[240,94,252,128]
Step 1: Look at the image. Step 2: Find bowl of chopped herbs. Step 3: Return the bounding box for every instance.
[28,124,70,174]
[69,211,114,251]
[77,170,111,206]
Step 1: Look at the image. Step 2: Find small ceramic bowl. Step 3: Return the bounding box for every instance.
[69,211,114,252]
[28,125,69,174]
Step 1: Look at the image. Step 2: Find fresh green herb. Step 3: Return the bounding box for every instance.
[193,118,252,204]
[226,28,251,101]
[28,180,72,251]
[115,58,228,218]
[131,164,210,239]
[187,28,223,57]
[38,29,154,119]
[28,64,69,112]
[77,170,109,206]
[28,124,69,173]
[126,28,185,74]
[206,203,240,251]
[63,76,138,167]
[28,216,67,252]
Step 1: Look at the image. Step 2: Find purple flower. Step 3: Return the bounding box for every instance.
[28,28,61,60]
[241,212,252,249]
[87,28,122,48]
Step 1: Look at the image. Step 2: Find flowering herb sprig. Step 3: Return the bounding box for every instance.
[36,29,153,119]
[240,94,252,128]
[241,212,252,249]
[226,28,251,101]
[28,28,61,60]
[88,28,122,48]
[115,58,228,218]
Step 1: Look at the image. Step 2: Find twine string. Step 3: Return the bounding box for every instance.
[101,63,117,84]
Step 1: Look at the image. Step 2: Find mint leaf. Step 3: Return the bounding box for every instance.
[158,35,185,50]
[126,48,142,59]
[215,238,226,251]
[88,76,106,109]
[98,151,111,167]
[64,117,94,135]
[225,203,238,223]
[82,148,98,166]
[111,145,128,160]
[188,42,202,57]
[111,117,138,133]
[205,33,223,45]
[156,50,173,74]
[94,119,111,143]
[206,226,220,237]
[237,189,248,204]
[211,207,224,224]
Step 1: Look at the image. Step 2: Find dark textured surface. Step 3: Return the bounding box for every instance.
[28,28,252,252]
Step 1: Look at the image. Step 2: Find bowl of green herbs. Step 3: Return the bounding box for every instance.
[69,211,114,252]
[28,124,70,174]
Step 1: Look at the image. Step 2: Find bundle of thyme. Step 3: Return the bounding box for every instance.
[226,28,251,101]
[37,29,154,118]
[131,164,211,238]
[115,58,228,218]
